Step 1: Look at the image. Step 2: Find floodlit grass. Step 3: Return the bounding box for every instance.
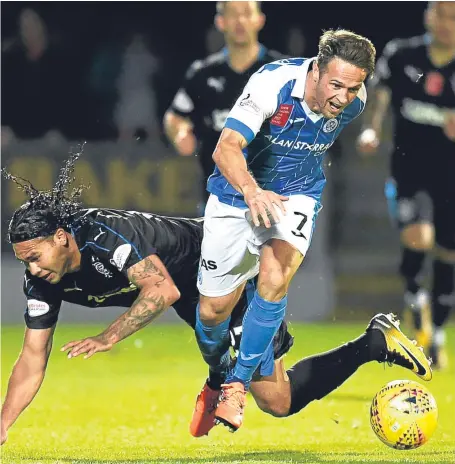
[2,322,454,464]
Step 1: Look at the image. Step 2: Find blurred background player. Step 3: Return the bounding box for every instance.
[357,1,455,368]
[163,1,283,211]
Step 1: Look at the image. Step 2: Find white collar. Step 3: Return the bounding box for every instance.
[291,57,323,123]
[291,57,315,99]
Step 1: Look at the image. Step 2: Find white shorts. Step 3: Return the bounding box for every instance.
[197,194,320,297]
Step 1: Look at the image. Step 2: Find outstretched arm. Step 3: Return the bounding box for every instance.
[1,326,55,445]
[61,254,180,359]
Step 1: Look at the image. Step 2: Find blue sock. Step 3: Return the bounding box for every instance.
[195,305,231,376]
[227,292,287,388]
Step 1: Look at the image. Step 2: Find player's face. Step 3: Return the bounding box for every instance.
[426,2,455,48]
[13,231,71,284]
[216,1,265,46]
[313,58,367,119]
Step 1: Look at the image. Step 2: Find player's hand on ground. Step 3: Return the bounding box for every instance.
[61,335,113,359]
[243,187,288,228]
[357,128,380,156]
[443,112,455,141]
[174,128,197,156]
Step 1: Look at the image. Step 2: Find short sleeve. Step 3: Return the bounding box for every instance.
[87,213,158,277]
[23,272,62,329]
[169,60,204,122]
[225,70,280,144]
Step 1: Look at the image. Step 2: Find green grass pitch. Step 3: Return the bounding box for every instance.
[2,322,454,464]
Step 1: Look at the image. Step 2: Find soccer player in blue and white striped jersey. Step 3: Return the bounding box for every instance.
[193,29,377,433]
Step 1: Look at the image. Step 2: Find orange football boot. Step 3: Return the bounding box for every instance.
[214,382,246,432]
[189,382,220,437]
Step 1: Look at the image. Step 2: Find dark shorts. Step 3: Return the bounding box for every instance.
[385,153,455,250]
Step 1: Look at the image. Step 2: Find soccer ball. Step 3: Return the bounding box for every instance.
[370,380,438,450]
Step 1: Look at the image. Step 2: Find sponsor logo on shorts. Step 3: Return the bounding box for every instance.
[27,299,50,317]
[200,259,218,271]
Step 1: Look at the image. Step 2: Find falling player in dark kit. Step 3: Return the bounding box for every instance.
[1,152,431,444]
[358,1,455,368]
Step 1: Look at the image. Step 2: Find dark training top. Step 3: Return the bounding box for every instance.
[371,34,455,161]
[23,208,204,329]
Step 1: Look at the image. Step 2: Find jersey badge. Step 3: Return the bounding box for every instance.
[270,104,293,127]
[425,72,444,96]
[91,256,113,279]
[323,119,339,133]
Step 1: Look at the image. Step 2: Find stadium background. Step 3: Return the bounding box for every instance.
[1,1,431,324]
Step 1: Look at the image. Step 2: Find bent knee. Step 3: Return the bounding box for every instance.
[401,223,434,251]
[198,292,240,325]
[256,398,290,418]
[258,270,288,300]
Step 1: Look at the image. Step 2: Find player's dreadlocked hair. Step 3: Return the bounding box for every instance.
[2,146,89,244]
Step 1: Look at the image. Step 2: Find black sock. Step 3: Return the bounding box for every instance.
[399,247,426,295]
[207,369,225,390]
[432,259,454,328]
[286,329,386,416]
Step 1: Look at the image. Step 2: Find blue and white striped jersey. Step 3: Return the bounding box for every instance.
[207,57,367,207]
